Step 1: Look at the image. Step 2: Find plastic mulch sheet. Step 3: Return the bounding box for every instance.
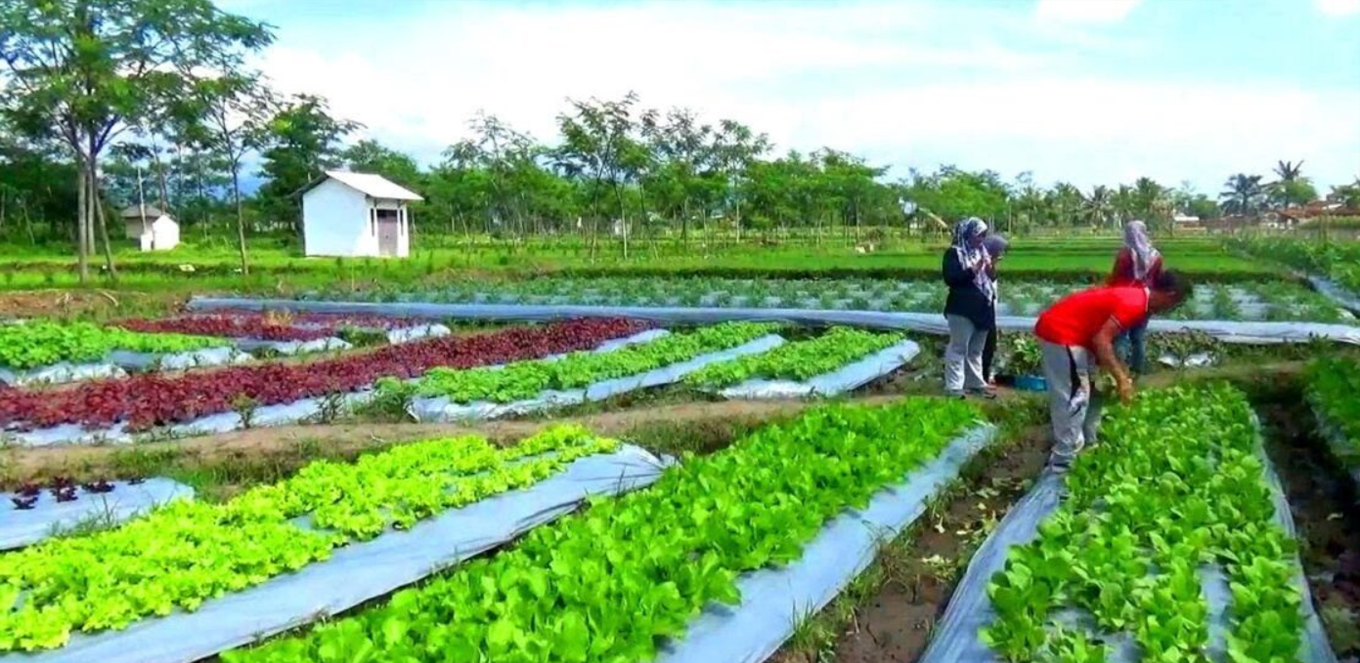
[8,445,670,663]
[0,478,193,551]
[1306,274,1360,314]
[230,337,353,355]
[1309,400,1360,490]
[187,298,1360,346]
[654,425,996,663]
[2,330,672,448]
[385,323,452,344]
[108,346,251,372]
[715,339,920,400]
[408,334,785,422]
[918,429,1338,663]
[0,361,125,387]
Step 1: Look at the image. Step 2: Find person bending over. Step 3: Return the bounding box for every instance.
[1106,220,1164,375]
[1034,270,1192,470]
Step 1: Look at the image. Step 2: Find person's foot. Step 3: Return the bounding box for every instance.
[967,387,999,400]
[1046,456,1073,473]
[944,390,966,400]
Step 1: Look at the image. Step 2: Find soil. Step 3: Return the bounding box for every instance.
[1258,391,1360,660]
[772,425,1052,663]
[2,397,891,490]
[0,289,188,319]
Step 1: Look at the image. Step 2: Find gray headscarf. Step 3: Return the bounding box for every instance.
[952,217,995,302]
[1123,220,1161,281]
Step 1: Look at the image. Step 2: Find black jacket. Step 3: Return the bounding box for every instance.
[942,248,996,329]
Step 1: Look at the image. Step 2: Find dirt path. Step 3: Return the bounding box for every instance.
[1259,392,1360,660]
[3,397,901,488]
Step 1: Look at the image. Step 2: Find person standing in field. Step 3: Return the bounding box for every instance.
[980,234,1010,384]
[1106,220,1164,375]
[1034,270,1192,470]
[941,217,997,399]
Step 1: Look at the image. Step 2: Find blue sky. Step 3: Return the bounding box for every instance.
[222,0,1360,194]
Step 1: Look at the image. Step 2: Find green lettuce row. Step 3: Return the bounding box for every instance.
[222,396,981,663]
[0,321,225,370]
[1307,356,1360,469]
[0,425,618,652]
[402,321,778,404]
[982,384,1306,663]
[685,326,905,388]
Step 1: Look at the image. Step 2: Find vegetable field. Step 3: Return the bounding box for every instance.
[2,243,1359,663]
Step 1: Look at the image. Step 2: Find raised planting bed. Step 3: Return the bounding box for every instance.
[0,318,649,441]
[0,425,664,658]
[117,311,452,349]
[399,322,783,421]
[0,321,234,386]
[920,383,1335,663]
[1,477,193,551]
[684,326,914,398]
[1306,356,1360,487]
[219,397,985,663]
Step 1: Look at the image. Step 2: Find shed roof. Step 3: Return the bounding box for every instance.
[119,205,169,219]
[305,171,423,202]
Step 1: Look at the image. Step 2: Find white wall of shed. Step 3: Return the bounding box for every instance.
[303,179,377,257]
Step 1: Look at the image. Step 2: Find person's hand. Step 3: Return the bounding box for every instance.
[1116,375,1135,404]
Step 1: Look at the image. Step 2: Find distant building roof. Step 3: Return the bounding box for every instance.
[120,205,168,219]
[304,171,423,202]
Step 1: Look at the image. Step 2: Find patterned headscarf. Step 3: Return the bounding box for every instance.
[952,217,996,302]
[1123,220,1160,281]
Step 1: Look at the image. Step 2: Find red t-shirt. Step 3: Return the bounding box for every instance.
[1035,286,1149,348]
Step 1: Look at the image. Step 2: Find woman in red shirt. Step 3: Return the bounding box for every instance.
[1034,270,1192,470]
[1106,220,1163,375]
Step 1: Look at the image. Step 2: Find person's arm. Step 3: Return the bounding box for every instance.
[1148,255,1165,283]
[942,250,975,286]
[1092,317,1135,403]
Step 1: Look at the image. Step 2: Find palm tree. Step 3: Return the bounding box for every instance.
[1081,185,1113,229]
[1270,160,1309,209]
[1219,173,1266,215]
[1273,160,1304,183]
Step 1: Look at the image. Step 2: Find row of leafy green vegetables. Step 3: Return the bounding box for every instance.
[983,383,1309,663]
[378,322,906,404]
[0,425,618,651]
[1306,355,1360,469]
[0,321,227,371]
[2,391,978,659]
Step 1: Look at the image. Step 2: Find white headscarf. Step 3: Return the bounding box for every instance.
[1123,220,1161,281]
[952,217,996,302]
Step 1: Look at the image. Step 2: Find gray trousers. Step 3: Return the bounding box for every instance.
[944,314,989,394]
[1039,340,1104,464]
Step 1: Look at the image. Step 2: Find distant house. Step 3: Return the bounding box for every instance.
[1172,213,1200,225]
[300,171,423,258]
[120,205,179,251]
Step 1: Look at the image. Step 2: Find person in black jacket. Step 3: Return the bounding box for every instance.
[942,217,997,398]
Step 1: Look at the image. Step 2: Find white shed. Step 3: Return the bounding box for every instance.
[120,206,180,251]
[301,171,422,258]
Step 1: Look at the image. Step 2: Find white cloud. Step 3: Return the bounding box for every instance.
[1034,0,1143,23]
[1314,0,1360,16]
[248,1,1360,191]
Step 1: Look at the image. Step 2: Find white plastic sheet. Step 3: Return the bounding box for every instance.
[716,339,920,399]
[0,361,125,387]
[409,334,785,422]
[7,445,669,663]
[187,298,1360,346]
[385,323,451,344]
[108,346,250,372]
[1305,274,1360,314]
[919,432,1338,663]
[655,426,996,663]
[231,337,353,355]
[0,478,193,551]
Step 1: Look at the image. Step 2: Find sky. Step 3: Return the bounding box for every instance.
[219,0,1360,194]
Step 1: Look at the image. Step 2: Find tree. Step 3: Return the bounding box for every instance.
[341,139,421,187]
[1082,185,1113,229]
[554,93,642,259]
[1267,160,1315,210]
[256,95,360,235]
[0,0,271,283]
[1219,173,1267,215]
[179,71,276,275]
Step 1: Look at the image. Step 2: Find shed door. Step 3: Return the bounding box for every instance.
[377,209,400,256]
